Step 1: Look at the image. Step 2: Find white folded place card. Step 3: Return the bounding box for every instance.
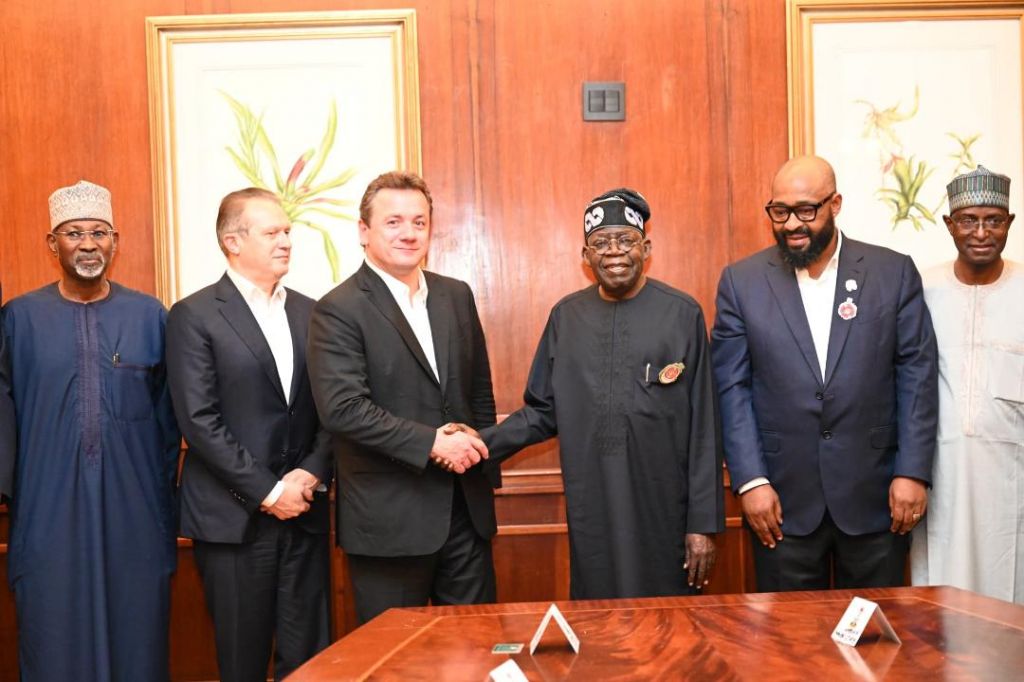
[529,603,581,655]
[831,596,901,647]
[489,658,529,681]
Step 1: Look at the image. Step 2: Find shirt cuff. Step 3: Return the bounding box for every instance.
[261,481,285,507]
[738,477,770,495]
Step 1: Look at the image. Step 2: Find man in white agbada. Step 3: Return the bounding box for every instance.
[911,165,1024,603]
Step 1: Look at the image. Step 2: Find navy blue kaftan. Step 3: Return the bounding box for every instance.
[2,283,179,682]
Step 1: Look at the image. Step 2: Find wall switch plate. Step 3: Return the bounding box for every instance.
[583,81,625,121]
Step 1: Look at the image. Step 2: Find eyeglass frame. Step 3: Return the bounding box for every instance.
[51,228,118,243]
[947,213,1012,232]
[585,232,644,255]
[764,192,836,224]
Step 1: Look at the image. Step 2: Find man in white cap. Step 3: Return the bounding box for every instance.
[1,180,180,681]
[481,188,724,599]
[911,166,1024,604]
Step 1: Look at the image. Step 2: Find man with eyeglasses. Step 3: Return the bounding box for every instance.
[1,180,180,680]
[910,166,1024,604]
[481,187,724,599]
[712,156,938,592]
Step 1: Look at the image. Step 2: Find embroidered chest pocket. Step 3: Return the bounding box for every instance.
[632,360,688,417]
[984,348,1024,441]
[109,359,158,421]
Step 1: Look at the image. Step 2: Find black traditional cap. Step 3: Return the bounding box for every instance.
[583,187,650,239]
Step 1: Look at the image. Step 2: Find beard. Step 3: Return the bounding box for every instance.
[73,253,107,279]
[774,215,836,269]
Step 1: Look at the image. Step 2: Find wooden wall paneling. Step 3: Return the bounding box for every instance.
[0,0,790,679]
[0,0,186,297]
[492,467,570,603]
[0,514,14,682]
[720,0,790,266]
[168,543,218,680]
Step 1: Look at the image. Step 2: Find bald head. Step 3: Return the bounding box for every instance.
[771,155,837,198]
[766,155,842,272]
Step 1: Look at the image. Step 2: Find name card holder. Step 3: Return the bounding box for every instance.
[831,596,901,647]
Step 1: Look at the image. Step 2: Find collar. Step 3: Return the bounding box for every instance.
[364,257,428,305]
[226,267,287,305]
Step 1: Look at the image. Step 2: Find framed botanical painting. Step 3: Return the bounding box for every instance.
[788,0,1024,269]
[146,10,421,304]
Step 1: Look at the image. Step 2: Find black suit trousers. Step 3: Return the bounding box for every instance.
[194,515,331,682]
[751,510,909,592]
[346,484,496,624]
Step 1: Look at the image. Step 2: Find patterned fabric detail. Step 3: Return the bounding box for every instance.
[48,180,113,229]
[946,165,1011,211]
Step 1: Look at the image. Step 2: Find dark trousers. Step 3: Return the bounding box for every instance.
[346,485,496,624]
[193,515,331,682]
[751,510,909,592]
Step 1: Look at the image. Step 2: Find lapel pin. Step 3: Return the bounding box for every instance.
[658,362,685,384]
[837,297,858,321]
[845,279,858,292]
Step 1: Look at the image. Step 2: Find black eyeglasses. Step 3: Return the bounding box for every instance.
[587,234,642,254]
[764,192,835,224]
[951,215,1010,232]
[53,229,116,243]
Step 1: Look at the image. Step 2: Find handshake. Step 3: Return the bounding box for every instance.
[429,422,489,474]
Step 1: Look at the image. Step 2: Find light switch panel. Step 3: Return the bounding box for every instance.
[583,81,625,121]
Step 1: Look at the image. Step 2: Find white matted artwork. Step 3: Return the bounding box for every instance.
[788,1,1024,271]
[146,11,421,305]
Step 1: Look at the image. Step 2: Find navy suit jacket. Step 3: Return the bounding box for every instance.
[711,237,938,536]
[166,274,333,543]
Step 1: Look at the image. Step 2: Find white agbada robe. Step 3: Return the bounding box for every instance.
[911,260,1024,603]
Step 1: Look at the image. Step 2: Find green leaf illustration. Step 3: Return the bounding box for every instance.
[220,94,358,282]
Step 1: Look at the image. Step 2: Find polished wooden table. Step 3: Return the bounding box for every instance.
[288,586,1024,680]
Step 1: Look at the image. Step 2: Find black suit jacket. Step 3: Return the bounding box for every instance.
[711,238,938,536]
[307,263,496,556]
[166,274,333,543]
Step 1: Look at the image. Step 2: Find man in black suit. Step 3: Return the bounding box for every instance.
[307,171,497,624]
[166,188,333,681]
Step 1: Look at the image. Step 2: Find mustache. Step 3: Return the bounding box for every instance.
[780,226,812,239]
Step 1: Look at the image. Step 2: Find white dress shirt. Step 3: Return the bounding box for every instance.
[364,257,439,381]
[738,231,843,495]
[796,230,843,380]
[225,268,293,507]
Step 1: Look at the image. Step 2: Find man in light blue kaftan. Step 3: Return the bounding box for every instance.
[2,181,180,681]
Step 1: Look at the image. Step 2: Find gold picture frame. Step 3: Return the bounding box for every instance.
[786,0,1024,267]
[146,10,422,305]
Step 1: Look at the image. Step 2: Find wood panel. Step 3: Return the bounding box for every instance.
[0,0,789,679]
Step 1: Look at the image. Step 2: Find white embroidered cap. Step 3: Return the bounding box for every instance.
[48,180,113,230]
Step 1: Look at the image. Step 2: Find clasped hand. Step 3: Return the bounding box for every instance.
[429,422,488,474]
[262,468,320,520]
